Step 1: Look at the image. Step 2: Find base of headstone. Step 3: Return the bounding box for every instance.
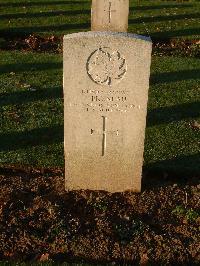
[63,32,152,192]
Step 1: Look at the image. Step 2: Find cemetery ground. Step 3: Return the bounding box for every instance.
[0,0,200,265]
[0,0,200,39]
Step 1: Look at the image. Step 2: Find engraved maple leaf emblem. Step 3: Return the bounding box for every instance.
[87,47,127,86]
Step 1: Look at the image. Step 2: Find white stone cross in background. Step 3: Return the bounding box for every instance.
[91,0,129,32]
[106,2,116,23]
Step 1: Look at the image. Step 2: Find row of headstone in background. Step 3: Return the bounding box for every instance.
[63,0,152,192]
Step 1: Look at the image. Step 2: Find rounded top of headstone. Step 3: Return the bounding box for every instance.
[63,31,152,43]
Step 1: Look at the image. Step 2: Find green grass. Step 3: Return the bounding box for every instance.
[0,51,199,174]
[145,55,200,174]
[0,0,199,39]
[0,51,63,167]
[172,205,199,221]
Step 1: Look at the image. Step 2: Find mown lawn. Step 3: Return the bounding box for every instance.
[0,0,199,39]
[0,51,199,175]
[0,0,199,175]
[0,2,199,265]
[0,51,63,167]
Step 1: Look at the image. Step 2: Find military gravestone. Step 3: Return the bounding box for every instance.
[63,1,152,192]
[91,0,129,32]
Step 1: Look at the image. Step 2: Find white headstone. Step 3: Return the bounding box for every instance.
[63,32,152,192]
[91,0,129,32]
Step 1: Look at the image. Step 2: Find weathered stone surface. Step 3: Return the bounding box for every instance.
[63,32,152,192]
[91,0,129,32]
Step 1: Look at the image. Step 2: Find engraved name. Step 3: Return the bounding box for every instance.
[82,89,128,95]
[69,102,136,113]
[69,87,137,113]
[80,88,134,112]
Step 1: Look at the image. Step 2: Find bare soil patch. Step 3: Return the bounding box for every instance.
[0,34,199,58]
[0,166,199,264]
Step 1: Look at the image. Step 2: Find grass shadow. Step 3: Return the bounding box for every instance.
[147,102,200,126]
[151,69,200,84]
[143,153,200,189]
[0,23,90,36]
[0,125,63,152]
[0,9,90,20]
[129,4,193,11]
[0,62,62,74]
[150,28,200,39]
[129,13,200,24]
[0,86,63,107]
[0,1,89,7]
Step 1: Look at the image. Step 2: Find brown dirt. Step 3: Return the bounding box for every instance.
[0,35,62,54]
[0,166,199,264]
[0,34,199,58]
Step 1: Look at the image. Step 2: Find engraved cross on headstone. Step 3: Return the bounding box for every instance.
[91,0,129,32]
[91,116,119,156]
[91,116,107,156]
[105,1,116,24]
[102,116,107,156]
[91,116,108,156]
